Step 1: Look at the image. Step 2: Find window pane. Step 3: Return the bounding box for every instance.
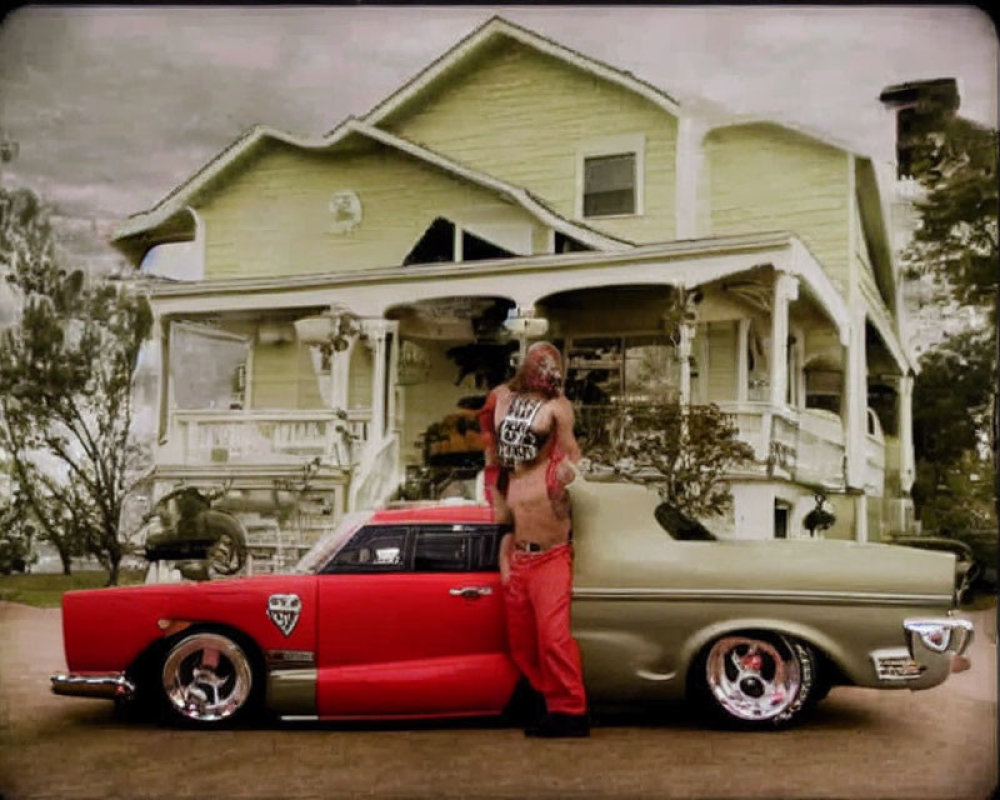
[413,530,469,572]
[584,154,636,217]
[170,326,249,410]
[326,527,406,571]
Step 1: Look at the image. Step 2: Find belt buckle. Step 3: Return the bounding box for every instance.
[518,541,543,553]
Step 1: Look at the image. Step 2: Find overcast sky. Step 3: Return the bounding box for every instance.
[0,5,996,224]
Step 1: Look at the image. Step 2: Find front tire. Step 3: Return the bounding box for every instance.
[159,631,259,727]
[693,631,817,730]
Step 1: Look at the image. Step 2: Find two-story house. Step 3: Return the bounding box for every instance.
[114,17,917,571]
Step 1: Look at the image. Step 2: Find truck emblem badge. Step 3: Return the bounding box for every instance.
[266,594,301,637]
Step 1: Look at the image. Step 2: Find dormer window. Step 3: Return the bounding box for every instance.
[577,134,645,219]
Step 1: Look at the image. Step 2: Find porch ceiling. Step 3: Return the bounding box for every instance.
[145,231,851,342]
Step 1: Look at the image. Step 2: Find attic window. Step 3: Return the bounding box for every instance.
[576,134,645,219]
[404,217,514,266]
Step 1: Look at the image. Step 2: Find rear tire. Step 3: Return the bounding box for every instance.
[692,631,818,730]
[158,630,261,727]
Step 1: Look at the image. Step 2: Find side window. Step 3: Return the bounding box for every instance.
[413,527,470,572]
[470,525,506,571]
[322,526,407,573]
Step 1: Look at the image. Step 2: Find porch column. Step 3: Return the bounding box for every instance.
[899,372,915,493]
[855,493,869,543]
[329,342,352,410]
[769,273,799,409]
[844,308,867,491]
[503,307,549,359]
[736,318,750,403]
[361,319,397,443]
[678,320,695,405]
[156,317,170,443]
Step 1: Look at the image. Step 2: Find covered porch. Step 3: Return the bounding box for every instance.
[143,231,906,544]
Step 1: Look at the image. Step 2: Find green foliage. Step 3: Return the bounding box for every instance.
[912,329,995,465]
[0,186,152,584]
[902,110,999,532]
[578,402,755,520]
[903,118,998,311]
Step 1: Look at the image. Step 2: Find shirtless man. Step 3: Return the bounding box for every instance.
[479,341,589,738]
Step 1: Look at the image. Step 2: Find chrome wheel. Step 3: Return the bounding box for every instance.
[704,633,813,725]
[161,632,254,724]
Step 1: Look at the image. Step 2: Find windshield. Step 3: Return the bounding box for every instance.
[294,511,371,574]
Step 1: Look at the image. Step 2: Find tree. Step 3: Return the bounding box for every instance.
[0,186,152,584]
[575,290,754,524]
[580,402,755,522]
[910,328,996,535]
[902,112,999,531]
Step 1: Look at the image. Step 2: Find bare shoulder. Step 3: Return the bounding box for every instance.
[551,394,576,419]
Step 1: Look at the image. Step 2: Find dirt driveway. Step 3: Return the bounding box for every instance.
[0,601,996,800]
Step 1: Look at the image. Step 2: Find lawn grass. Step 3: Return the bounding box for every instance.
[0,570,145,608]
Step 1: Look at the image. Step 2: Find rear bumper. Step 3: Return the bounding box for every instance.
[50,672,136,701]
[870,616,975,690]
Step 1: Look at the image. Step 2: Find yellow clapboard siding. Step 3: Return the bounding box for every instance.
[704,124,850,290]
[382,38,677,244]
[197,141,548,279]
[706,321,737,403]
[250,341,324,410]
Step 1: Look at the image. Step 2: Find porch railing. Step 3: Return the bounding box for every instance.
[576,402,851,491]
[166,408,371,467]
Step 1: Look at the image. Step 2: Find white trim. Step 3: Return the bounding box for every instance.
[859,278,913,374]
[703,114,875,162]
[362,16,681,128]
[575,133,646,220]
[675,117,707,239]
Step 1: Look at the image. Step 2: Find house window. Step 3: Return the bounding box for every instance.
[169,323,251,410]
[583,153,636,217]
[576,134,645,219]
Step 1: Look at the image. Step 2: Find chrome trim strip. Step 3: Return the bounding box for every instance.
[280,715,320,722]
[265,649,316,667]
[573,587,952,606]
[50,673,136,700]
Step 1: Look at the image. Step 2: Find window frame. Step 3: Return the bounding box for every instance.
[575,134,646,220]
[319,523,506,575]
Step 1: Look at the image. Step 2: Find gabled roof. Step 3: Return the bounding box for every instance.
[112,119,631,253]
[361,15,681,127]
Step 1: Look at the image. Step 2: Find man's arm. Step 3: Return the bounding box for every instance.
[553,395,582,463]
[498,532,513,584]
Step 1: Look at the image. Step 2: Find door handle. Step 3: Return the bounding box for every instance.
[449,586,493,598]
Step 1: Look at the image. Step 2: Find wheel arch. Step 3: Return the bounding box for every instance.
[127,620,268,697]
[677,617,855,693]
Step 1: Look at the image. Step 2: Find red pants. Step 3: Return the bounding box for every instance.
[503,543,587,715]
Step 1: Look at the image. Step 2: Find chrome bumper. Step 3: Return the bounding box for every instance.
[870,616,975,689]
[50,672,136,700]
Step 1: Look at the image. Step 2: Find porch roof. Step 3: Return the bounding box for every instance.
[144,230,852,344]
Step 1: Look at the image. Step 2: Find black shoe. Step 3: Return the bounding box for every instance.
[524,712,590,738]
[504,678,547,727]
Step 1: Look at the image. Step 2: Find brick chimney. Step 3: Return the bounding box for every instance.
[879,78,960,178]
